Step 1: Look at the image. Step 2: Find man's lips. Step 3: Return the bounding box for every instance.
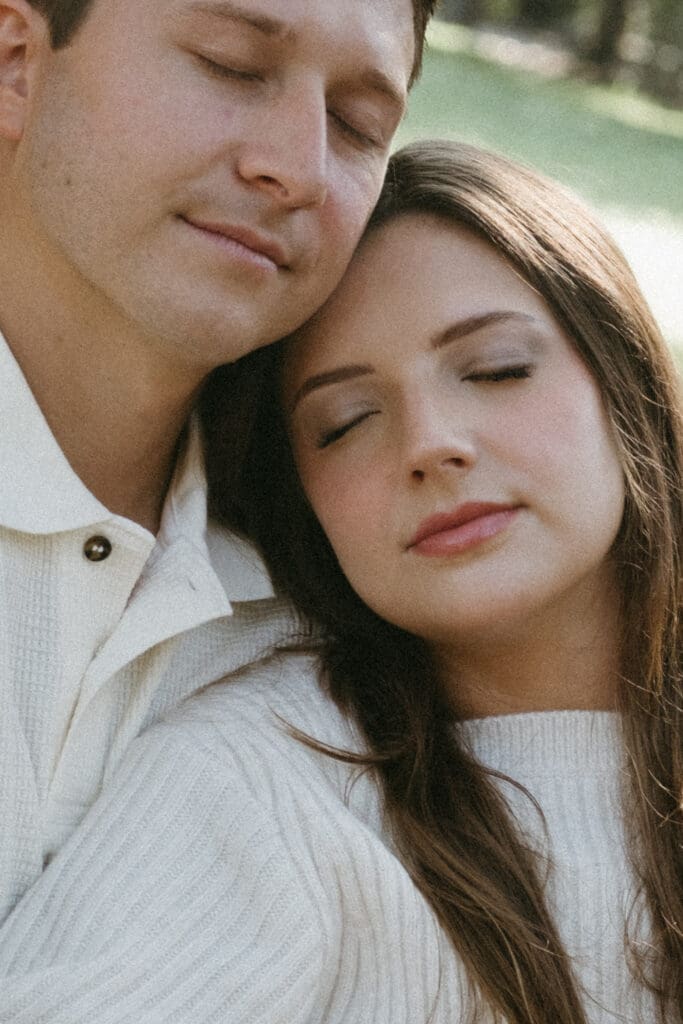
[181,216,289,269]
[407,502,520,556]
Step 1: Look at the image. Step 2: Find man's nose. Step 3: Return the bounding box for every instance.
[236,85,328,209]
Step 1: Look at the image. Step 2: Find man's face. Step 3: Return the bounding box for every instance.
[12,0,414,368]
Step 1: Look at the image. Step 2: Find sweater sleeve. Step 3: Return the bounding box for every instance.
[0,724,337,1024]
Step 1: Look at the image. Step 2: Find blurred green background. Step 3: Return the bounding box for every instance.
[396,8,682,368]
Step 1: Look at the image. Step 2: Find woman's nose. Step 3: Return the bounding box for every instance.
[403,400,477,484]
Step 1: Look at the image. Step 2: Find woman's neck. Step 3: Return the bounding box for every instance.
[435,574,622,720]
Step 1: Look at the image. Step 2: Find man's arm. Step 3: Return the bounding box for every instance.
[0,725,332,1024]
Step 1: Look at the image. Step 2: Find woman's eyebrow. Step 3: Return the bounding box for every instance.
[289,364,374,413]
[289,313,545,412]
[432,310,542,349]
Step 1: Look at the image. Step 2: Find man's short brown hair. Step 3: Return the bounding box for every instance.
[29,0,92,47]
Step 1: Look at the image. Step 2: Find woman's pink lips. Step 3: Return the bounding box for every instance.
[408,504,520,557]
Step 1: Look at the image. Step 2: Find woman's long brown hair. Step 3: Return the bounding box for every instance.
[202,141,683,1023]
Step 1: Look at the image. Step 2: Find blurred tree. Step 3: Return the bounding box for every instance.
[435,0,682,104]
[439,0,488,23]
[643,0,683,103]
[588,0,630,77]
[517,0,578,30]
[650,0,683,46]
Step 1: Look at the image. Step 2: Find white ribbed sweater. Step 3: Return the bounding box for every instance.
[0,652,656,1023]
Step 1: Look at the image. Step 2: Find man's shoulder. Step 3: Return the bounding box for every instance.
[149,648,389,874]
[146,648,380,823]
[164,649,360,760]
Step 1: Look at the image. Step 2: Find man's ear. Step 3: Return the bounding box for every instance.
[0,0,47,142]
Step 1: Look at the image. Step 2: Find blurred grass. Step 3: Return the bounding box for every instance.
[397,21,683,362]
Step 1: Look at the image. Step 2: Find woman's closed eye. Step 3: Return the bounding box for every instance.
[464,364,533,383]
[317,410,379,449]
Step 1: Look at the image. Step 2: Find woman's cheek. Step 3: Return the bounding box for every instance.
[310,466,384,567]
[316,473,365,549]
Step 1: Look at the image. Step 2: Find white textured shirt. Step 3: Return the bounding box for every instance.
[0,331,298,923]
[0,651,656,1023]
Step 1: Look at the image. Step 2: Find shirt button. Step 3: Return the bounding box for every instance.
[83,535,112,562]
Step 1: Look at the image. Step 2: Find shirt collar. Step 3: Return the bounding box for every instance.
[0,328,275,601]
[205,520,275,602]
[0,329,108,533]
[156,415,275,603]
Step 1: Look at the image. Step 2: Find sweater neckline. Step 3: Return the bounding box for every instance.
[455,709,623,777]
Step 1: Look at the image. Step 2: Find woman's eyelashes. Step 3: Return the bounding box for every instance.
[317,411,379,449]
[463,364,534,383]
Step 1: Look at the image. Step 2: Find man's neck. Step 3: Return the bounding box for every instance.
[0,267,207,535]
[9,324,203,533]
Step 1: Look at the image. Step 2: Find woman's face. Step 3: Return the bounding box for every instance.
[283,214,626,647]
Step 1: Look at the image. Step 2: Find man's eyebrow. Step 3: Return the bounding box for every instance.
[185,0,289,38]
[432,310,542,349]
[290,364,374,413]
